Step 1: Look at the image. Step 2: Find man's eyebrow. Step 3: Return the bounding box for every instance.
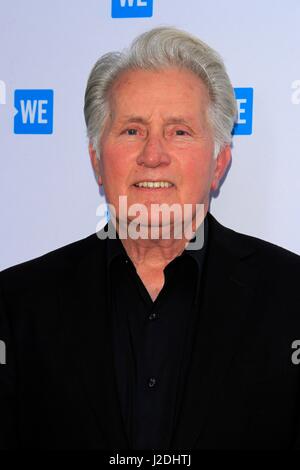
[119,115,194,126]
[163,116,194,126]
[120,115,150,125]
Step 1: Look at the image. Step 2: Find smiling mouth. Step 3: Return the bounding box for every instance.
[133,181,174,189]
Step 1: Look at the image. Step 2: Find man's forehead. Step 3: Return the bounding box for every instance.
[110,66,209,96]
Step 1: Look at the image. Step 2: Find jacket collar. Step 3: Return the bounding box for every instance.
[170,212,260,449]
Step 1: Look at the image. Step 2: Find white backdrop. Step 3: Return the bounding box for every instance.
[1,0,300,270]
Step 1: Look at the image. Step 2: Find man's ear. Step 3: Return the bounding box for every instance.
[88,142,103,186]
[210,145,231,192]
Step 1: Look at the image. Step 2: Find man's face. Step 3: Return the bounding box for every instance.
[90,67,231,228]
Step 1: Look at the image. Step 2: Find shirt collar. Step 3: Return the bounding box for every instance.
[183,213,208,271]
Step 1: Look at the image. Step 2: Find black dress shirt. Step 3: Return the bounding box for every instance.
[106,216,208,450]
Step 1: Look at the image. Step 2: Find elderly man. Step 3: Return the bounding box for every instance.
[0,27,300,451]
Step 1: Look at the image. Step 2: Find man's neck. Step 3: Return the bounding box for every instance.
[113,210,207,272]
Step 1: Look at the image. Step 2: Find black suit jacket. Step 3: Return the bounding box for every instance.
[1,212,300,450]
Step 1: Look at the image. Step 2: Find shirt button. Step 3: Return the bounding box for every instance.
[148,312,159,321]
[148,377,157,388]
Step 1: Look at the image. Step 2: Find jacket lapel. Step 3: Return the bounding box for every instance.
[171,213,260,449]
[59,233,130,449]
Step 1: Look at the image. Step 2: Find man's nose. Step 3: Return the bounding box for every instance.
[136,135,171,168]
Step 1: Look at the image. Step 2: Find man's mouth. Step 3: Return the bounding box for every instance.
[133,181,174,189]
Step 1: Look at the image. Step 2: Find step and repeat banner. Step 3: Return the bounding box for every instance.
[1,0,299,269]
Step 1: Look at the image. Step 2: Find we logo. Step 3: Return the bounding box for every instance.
[111,0,153,18]
[14,89,54,134]
[233,87,253,135]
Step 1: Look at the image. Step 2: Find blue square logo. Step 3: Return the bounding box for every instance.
[14,89,54,134]
[111,0,153,18]
[233,88,253,135]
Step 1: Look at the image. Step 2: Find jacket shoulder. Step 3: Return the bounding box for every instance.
[208,212,300,268]
[0,232,105,292]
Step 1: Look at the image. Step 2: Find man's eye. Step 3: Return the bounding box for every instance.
[125,128,138,135]
[175,129,190,136]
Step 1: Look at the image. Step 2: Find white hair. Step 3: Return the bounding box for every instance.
[84,26,237,160]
